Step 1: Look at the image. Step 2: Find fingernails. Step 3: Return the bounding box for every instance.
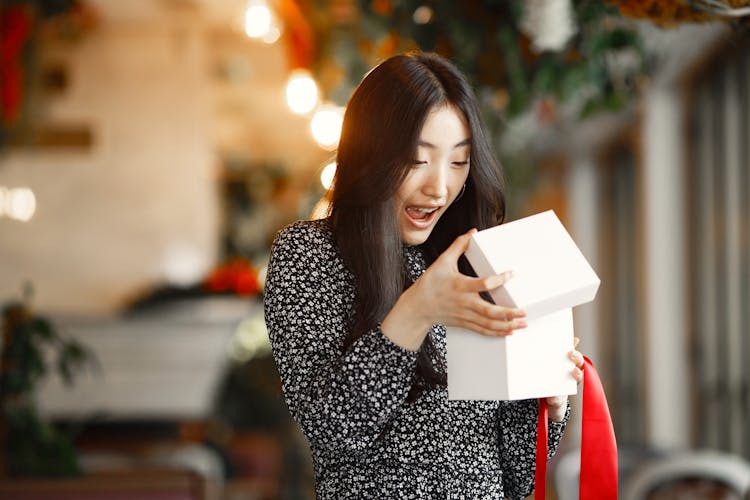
[487,271,513,289]
[514,320,527,329]
[487,274,505,290]
[514,309,526,318]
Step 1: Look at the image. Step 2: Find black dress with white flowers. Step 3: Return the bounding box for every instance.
[264,218,568,499]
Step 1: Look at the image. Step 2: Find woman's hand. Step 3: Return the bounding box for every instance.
[381,228,526,351]
[546,337,584,422]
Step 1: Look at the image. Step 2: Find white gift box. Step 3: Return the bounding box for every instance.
[447,210,600,400]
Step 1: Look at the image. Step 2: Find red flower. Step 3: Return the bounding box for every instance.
[204,257,260,297]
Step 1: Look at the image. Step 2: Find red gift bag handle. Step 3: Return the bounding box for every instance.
[534,356,618,500]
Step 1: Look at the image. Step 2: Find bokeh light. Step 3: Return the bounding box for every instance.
[262,25,281,44]
[310,105,344,150]
[286,69,319,115]
[1,187,36,222]
[413,6,434,24]
[320,161,336,190]
[244,1,272,39]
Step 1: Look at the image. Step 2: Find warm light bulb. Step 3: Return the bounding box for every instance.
[7,187,36,222]
[244,2,272,38]
[413,6,434,24]
[262,25,281,44]
[320,162,336,190]
[311,105,344,150]
[286,70,319,115]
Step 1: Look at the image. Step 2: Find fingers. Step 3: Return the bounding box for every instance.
[569,346,584,384]
[462,271,513,293]
[574,336,580,349]
[458,320,514,337]
[448,293,526,336]
[568,349,584,368]
[465,298,525,321]
[546,395,569,422]
[452,303,527,336]
[572,366,583,383]
[546,395,567,407]
[457,309,527,337]
[456,318,515,337]
[441,228,477,262]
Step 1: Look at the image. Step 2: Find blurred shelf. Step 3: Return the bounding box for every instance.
[37,296,261,420]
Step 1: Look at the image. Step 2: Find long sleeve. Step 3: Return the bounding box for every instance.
[498,398,569,499]
[263,221,418,455]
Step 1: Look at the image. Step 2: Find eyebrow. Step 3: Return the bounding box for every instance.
[418,138,471,149]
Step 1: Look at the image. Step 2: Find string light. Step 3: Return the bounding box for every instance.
[320,161,336,190]
[413,6,434,24]
[0,186,36,222]
[310,104,344,150]
[244,0,273,39]
[286,69,319,115]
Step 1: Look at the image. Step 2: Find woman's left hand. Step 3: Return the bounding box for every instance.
[545,337,584,423]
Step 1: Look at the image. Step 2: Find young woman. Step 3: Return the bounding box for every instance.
[264,52,584,499]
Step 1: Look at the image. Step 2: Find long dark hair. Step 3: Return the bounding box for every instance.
[329,52,506,401]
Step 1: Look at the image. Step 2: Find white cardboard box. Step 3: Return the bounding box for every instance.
[447,309,575,400]
[447,210,600,400]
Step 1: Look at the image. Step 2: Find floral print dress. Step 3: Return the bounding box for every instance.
[264,218,568,499]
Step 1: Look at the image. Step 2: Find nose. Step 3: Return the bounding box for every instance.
[422,164,448,201]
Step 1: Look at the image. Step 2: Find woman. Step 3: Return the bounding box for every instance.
[264,52,584,499]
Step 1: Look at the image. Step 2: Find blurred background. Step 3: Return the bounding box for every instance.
[0,0,749,498]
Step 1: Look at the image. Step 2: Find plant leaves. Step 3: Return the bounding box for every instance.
[30,318,56,342]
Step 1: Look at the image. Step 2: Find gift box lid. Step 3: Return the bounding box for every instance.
[464,210,600,320]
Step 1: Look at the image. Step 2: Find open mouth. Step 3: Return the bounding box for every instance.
[405,206,441,227]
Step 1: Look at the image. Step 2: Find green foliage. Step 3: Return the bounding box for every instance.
[310,0,649,208]
[6,406,80,477]
[1,293,97,477]
[2,302,96,398]
[338,0,647,120]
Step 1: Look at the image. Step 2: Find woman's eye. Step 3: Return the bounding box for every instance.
[452,160,469,167]
[411,160,428,167]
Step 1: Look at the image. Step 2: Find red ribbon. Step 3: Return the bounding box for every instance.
[534,356,618,500]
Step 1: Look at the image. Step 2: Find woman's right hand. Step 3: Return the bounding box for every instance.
[381,229,527,351]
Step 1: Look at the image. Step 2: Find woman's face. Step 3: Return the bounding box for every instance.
[394,105,471,245]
